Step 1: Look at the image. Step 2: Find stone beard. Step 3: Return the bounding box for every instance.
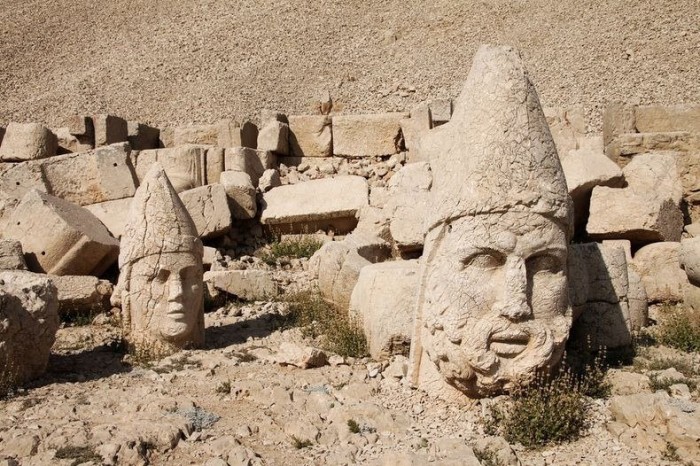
[122,251,204,352]
[418,211,572,397]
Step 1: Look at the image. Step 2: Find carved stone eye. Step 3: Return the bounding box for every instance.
[526,254,562,274]
[462,251,505,269]
[155,267,171,282]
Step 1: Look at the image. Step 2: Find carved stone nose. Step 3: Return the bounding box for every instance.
[493,257,532,321]
[169,276,184,301]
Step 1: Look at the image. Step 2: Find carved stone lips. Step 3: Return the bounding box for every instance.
[489,330,530,358]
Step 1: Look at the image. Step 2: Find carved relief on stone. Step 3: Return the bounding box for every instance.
[116,163,204,357]
[408,45,573,399]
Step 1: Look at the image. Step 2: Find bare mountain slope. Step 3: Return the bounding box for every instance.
[0,0,698,129]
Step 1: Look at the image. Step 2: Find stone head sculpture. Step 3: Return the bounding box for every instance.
[408,45,573,399]
[117,163,204,357]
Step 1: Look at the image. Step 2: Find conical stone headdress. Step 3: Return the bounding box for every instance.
[119,163,202,267]
[421,45,571,232]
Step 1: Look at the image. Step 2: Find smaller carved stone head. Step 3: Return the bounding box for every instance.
[117,163,204,356]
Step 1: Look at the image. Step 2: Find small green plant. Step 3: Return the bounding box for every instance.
[473,447,504,466]
[347,419,361,434]
[216,380,231,394]
[260,236,324,265]
[291,436,313,449]
[634,354,698,377]
[649,374,697,393]
[655,305,700,353]
[282,288,368,358]
[662,441,681,462]
[564,343,612,399]
[61,309,99,327]
[55,445,102,465]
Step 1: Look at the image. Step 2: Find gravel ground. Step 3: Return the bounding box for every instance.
[0,0,698,131]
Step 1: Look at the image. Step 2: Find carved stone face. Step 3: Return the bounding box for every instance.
[127,252,203,346]
[420,211,572,396]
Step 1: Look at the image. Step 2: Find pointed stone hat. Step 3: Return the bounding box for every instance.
[420,45,571,232]
[119,163,202,267]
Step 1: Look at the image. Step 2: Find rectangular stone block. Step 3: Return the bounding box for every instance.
[3,190,119,276]
[635,104,700,133]
[204,270,279,301]
[205,147,225,184]
[93,114,128,147]
[134,145,206,192]
[40,143,137,206]
[288,115,332,157]
[332,113,407,157]
[84,197,133,239]
[0,160,47,203]
[55,127,94,153]
[429,99,452,126]
[220,170,256,219]
[173,124,218,146]
[257,120,289,155]
[0,123,58,162]
[401,104,432,159]
[224,147,276,187]
[0,239,27,270]
[261,175,368,234]
[179,184,232,239]
[50,274,113,315]
[127,122,160,150]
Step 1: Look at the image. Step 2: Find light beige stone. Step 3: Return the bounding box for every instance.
[134,145,206,193]
[603,102,636,157]
[633,242,689,303]
[275,342,327,369]
[40,143,137,206]
[560,148,623,200]
[3,190,119,276]
[0,123,58,162]
[349,260,419,360]
[173,124,218,146]
[50,275,113,316]
[0,239,27,270]
[84,197,133,239]
[401,103,432,159]
[219,170,257,220]
[258,169,281,193]
[429,99,452,126]
[680,236,700,286]
[258,120,289,156]
[635,104,700,133]
[224,147,276,187]
[116,164,205,357]
[587,153,683,243]
[0,160,47,204]
[288,115,332,157]
[544,106,586,158]
[55,126,93,153]
[127,122,160,150]
[260,176,368,234]
[332,113,406,157]
[0,270,59,384]
[93,114,128,147]
[178,184,232,239]
[205,147,225,184]
[408,45,572,400]
[204,270,279,301]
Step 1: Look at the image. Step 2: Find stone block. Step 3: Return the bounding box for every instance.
[204,270,278,301]
[260,176,368,234]
[219,170,257,220]
[3,190,119,276]
[93,114,128,147]
[544,106,586,157]
[0,123,58,162]
[127,122,160,150]
[587,153,683,243]
[55,117,94,153]
[288,115,332,157]
[173,124,218,146]
[134,145,206,193]
[0,160,47,203]
[83,197,133,239]
[349,260,419,359]
[561,147,623,200]
[617,132,697,157]
[603,102,635,154]
[635,104,700,133]
[429,99,452,126]
[224,147,276,187]
[257,120,289,155]
[680,237,700,286]
[178,184,232,239]
[401,103,432,160]
[332,113,407,157]
[259,169,281,193]
[40,143,137,206]
[50,275,113,315]
[633,242,689,303]
[0,240,27,270]
[205,147,225,184]
[0,270,59,384]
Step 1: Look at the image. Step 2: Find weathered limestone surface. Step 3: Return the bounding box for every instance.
[543,106,587,158]
[178,184,232,239]
[84,197,133,239]
[55,126,93,153]
[560,148,623,200]
[173,124,218,146]
[634,104,700,133]
[257,120,289,156]
[41,143,137,206]
[224,147,276,187]
[205,147,225,184]
[429,99,452,126]
[116,164,205,357]
[332,113,406,157]
[680,237,700,286]
[633,242,689,303]
[0,123,58,162]
[127,122,160,150]
[0,270,59,384]
[50,275,113,316]
[3,190,119,276]
[288,115,332,158]
[204,270,279,301]
[134,145,206,193]
[219,170,257,220]
[261,176,368,234]
[0,239,27,271]
[258,169,281,193]
[587,153,683,243]
[93,114,128,147]
[407,45,572,400]
[0,160,47,206]
[349,260,419,360]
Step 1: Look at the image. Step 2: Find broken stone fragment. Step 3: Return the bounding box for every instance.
[0,239,27,271]
[3,190,119,276]
[633,242,689,303]
[275,342,328,369]
[93,114,128,147]
[173,123,219,146]
[178,184,232,239]
[204,270,278,301]
[50,274,113,316]
[400,103,432,160]
[258,169,282,193]
[205,147,225,184]
[219,170,257,220]
[332,113,407,157]
[224,147,276,187]
[257,120,289,156]
[133,145,206,192]
[83,197,133,239]
[0,122,58,162]
[127,121,160,150]
[288,115,332,157]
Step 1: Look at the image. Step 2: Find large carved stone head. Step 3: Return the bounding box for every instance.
[117,163,204,357]
[409,45,573,399]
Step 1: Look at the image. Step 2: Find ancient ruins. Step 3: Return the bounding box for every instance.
[1,32,699,466]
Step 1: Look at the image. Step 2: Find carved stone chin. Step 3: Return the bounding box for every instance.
[117,163,204,358]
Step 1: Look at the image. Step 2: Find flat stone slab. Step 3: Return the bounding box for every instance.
[332,113,407,157]
[204,270,279,301]
[179,184,232,239]
[260,176,368,233]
